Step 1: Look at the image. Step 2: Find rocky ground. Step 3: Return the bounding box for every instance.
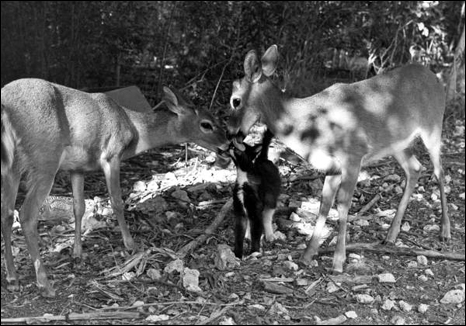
[1,118,465,325]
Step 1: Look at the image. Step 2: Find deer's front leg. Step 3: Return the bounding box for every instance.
[302,173,341,263]
[332,163,360,273]
[102,157,135,251]
[71,171,86,258]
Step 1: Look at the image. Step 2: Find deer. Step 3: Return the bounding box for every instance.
[226,45,449,274]
[229,129,281,258]
[1,78,230,297]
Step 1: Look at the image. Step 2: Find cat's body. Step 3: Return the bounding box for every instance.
[230,129,281,258]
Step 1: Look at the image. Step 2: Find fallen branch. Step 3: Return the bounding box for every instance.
[1,311,140,324]
[177,198,233,258]
[102,249,150,278]
[93,299,245,315]
[290,175,321,183]
[196,306,231,325]
[319,242,465,261]
[399,233,439,251]
[354,194,380,217]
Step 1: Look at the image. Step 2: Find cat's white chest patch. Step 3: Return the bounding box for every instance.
[236,169,248,186]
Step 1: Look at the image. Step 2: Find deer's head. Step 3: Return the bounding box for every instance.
[163,87,230,159]
[226,45,279,147]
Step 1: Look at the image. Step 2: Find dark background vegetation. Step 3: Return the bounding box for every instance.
[1,1,464,115]
[1,3,465,324]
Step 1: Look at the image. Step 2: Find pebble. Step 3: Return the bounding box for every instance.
[418,304,429,313]
[345,311,357,319]
[407,261,418,268]
[147,268,162,281]
[283,261,299,271]
[275,231,287,241]
[425,269,434,277]
[377,273,396,283]
[228,293,239,301]
[418,275,428,282]
[417,255,428,265]
[401,222,411,232]
[326,282,341,293]
[132,180,146,192]
[354,219,369,227]
[423,224,440,232]
[171,189,191,202]
[348,253,361,260]
[219,316,236,325]
[355,294,375,304]
[398,300,412,312]
[381,299,396,311]
[390,315,406,325]
[440,289,465,304]
[290,212,301,221]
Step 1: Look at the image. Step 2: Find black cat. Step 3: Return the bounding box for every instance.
[229,129,281,258]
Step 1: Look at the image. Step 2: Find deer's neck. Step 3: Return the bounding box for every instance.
[256,81,326,163]
[256,82,298,135]
[122,109,183,159]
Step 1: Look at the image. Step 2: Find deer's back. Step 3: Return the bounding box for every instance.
[290,64,445,165]
[1,78,135,172]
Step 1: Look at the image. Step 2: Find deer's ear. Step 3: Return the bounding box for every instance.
[244,50,262,83]
[261,45,278,77]
[163,86,191,115]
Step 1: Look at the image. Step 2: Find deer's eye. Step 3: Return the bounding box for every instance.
[200,121,214,132]
[231,98,241,109]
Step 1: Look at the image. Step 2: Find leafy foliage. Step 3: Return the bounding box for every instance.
[1,1,464,109]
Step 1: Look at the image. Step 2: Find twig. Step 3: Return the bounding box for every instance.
[0,312,140,324]
[157,1,177,93]
[208,22,241,110]
[99,299,244,310]
[399,234,438,251]
[208,61,231,110]
[196,199,228,209]
[177,198,233,258]
[304,277,323,295]
[349,194,380,221]
[195,306,231,325]
[323,274,349,294]
[181,59,230,91]
[290,175,321,183]
[319,242,465,261]
[447,161,465,166]
[101,250,150,278]
[259,277,294,283]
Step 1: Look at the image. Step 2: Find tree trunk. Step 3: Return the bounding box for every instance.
[446,5,465,115]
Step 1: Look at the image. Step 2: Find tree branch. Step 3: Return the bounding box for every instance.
[177,198,233,258]
[319,242,465,261]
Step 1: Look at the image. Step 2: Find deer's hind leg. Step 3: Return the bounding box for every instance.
[422,130,449,241]
[20,167,60,297]
[1,166,21,291]
[384,149,423,244]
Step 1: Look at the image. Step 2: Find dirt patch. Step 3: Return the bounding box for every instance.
[2,119,465,325]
